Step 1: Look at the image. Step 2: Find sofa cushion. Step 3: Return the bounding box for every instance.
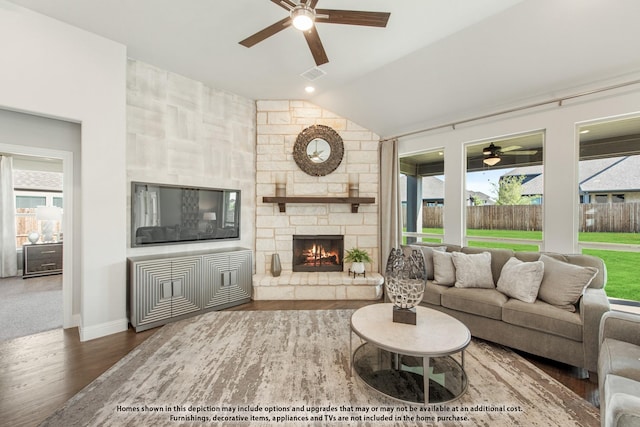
[462,247,515,285]
[537,254,598,312]
[452,251,494,289]
[599,338,640,385]
[603,375,640,427]
[502,299,583,341]
[441,288,507,320]
[422,280,448,306]
[496,257,544,303]
[432,250,456,286]
[407,245,446,280]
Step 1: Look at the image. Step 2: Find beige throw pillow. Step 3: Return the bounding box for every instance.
[497,257,544,303]
[452,251,494,289]
[537,254,598,312]
[432,250,456,286]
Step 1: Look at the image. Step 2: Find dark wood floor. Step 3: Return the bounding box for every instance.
[0,300,598,427]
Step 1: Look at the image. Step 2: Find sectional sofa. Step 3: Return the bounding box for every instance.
[404,243,610,378]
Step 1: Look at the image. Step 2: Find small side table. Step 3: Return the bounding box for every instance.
[23,242,63,278]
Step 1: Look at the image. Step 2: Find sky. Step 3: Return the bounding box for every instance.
[466,169,510,197]
[432,168,510,198]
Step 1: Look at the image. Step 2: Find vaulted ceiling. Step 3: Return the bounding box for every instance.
[9,0,640,138]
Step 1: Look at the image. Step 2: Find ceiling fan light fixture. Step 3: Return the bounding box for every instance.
[483,155,501,166]
[291,5,315,31]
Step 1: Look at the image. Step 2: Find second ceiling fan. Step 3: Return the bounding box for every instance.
[239,0,391,66]
[482,143,539,166]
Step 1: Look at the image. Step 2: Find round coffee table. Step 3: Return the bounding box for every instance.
[350,303,471,405]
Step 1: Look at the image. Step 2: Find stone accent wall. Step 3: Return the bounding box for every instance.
[255,100,380,276]
[126,59,256,253]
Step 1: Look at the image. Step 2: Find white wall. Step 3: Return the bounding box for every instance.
[399,86,640,253]
[0,2,128,340]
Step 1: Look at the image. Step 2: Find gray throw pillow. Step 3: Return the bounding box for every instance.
[452,251,494,289]
[537,254,598,312]
[497,257,544,303]
[432,250,456,286]
[410,245,447,280]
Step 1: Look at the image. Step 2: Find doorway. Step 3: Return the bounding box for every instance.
[0,143,75,335]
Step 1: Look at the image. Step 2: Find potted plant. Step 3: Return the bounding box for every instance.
[344,248,372,274]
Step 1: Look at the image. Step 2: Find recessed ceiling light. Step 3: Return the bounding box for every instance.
[304,86,315,93]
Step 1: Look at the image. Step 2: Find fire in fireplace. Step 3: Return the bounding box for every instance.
[293,235,344,272]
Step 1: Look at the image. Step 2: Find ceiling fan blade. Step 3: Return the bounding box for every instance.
[270,0,296,11]
[306,0,320,8]
[501,145,523,152]
[315,9,391,27]
[502,150,539,156]
[239,17,292,48]
[303,25,329,65]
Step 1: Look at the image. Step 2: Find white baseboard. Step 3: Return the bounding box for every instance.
[79,317,128,342]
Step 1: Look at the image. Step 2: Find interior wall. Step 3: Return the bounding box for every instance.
[0,2,127,341]
[0,109,81,321]
[399,85,640,253]
[126,59,256,256]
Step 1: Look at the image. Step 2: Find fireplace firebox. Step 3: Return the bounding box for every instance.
[293,235,344,272]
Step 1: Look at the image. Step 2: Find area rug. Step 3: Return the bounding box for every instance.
[41,309,600,426]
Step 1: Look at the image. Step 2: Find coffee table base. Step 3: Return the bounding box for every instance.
[352,343,468,405]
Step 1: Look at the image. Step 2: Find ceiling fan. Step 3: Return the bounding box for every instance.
[482,143,539,166]
[239,0,391,66]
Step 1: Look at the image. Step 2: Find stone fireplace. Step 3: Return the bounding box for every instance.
[252,100,383,300]
[292,235,344,272]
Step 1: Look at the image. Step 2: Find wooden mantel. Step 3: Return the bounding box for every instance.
[262,196,375,213]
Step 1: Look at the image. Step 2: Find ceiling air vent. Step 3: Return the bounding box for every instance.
[300,66,327,82]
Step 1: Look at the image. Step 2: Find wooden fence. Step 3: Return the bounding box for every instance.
[419,202,640,233]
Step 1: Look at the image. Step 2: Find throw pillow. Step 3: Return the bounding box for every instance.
[452,251,494,289]
[537,254,599,312]
[496,257,544,303]
[432,250,456,286]
[410,245,447,280]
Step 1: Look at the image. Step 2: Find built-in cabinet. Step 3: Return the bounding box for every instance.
[128,247,252,332]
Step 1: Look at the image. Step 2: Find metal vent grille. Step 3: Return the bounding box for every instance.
[300,66,327,81]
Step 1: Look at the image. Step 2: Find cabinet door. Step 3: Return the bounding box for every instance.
[133,257,201,327]
[169,257,202,318]
[201,253,228,309]
[201,250,252,309]
[133,259,173,327]
[227,250,252,302]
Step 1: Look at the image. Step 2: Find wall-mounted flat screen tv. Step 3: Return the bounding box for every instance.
[131,182,240,247]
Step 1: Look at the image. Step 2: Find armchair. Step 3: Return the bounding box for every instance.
[598,310,640,427]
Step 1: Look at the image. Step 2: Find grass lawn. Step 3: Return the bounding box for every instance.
[407,228,639,301]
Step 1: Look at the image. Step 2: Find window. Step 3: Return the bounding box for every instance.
[15,190,63,246]
[464,132,544,251]
[578,115,640,302]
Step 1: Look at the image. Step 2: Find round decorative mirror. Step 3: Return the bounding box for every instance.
[293,125,344,176]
